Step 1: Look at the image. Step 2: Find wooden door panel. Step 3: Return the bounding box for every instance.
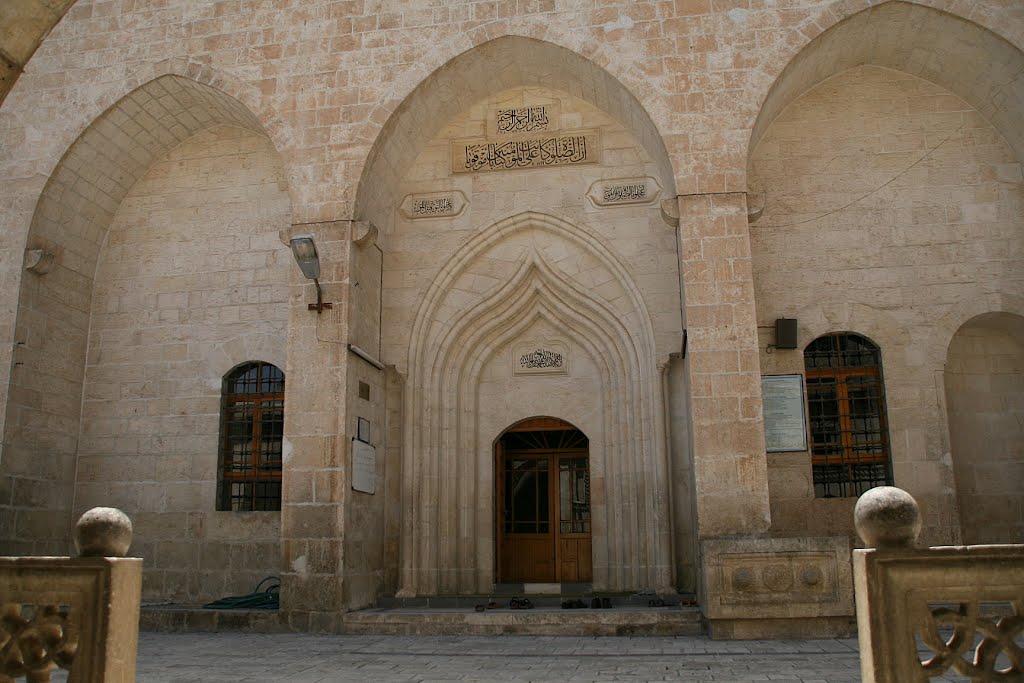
[558,537,593,582]
[496,430,592,584]
[502,537,556,582]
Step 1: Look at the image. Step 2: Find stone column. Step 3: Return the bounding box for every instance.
[279,221,351,631]
[677,193,770,537]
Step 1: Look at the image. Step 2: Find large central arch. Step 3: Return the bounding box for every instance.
[353,35,678,233]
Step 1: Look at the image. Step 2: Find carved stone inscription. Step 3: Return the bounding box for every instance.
[513,340,569,376]
[399,191,467,220]
[604,183,647,202]
[587,177,661,207]
[453,131,598,174]
[520,348,563,370]
[413,197,452,215]
[497,106,550,133]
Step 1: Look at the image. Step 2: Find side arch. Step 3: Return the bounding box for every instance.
[943,312,1024,544]
[747,1,1024,164]
[1,73,292,558]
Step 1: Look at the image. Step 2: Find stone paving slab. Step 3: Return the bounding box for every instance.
[127,633,872,682]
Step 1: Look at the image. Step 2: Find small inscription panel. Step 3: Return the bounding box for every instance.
[762,374,808,452]
[352,439,376,495]
[453,130,599,174]
[399,191,467,220]
[496,106,550,133]
[587,177,662,207]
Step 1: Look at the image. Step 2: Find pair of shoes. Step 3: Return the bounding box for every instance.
[679,598,697,607]
[486,601,499,609]
[561,599,587,609]
[509,597,534,609]
[648,598,666,607]
[590,597,613,609]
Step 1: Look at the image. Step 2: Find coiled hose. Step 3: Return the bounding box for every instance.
[203,576,280,610]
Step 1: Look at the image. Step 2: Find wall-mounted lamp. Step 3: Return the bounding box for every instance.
[289,234,332,314]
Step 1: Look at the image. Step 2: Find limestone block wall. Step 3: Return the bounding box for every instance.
[77,125,290,603]
[750,65,1024,545]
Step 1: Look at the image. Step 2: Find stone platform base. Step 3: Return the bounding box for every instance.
[140,605,288,633]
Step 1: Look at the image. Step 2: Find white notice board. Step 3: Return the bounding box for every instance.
[761,374,808,453]
[351,439,376,494]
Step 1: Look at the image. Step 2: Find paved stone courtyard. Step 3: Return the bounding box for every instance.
[132,633,867,682]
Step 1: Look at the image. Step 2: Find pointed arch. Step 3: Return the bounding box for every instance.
[399,211,672,595]
[747,2,1024,164]
[352,36,677,230]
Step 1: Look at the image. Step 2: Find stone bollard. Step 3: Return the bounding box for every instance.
[852,486,1024,683]
[0,507,143,683]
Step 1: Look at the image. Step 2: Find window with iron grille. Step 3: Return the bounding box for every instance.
[217,362,284,511]
[804,333,893,498]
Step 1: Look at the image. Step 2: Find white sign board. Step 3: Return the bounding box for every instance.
[761,374,808,453]
[351,439,376,494]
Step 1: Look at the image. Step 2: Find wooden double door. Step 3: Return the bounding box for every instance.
[496,418,592,583]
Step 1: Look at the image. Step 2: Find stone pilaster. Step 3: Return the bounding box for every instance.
[677,193,770,537]
[279,221,351,630]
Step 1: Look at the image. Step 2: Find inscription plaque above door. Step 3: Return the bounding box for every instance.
[513,339,569,376]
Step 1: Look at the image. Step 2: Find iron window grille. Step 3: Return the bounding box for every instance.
[217,362,285,511]
[804,333,893,498]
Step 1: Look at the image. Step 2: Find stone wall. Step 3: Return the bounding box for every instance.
[750,65,1024,545]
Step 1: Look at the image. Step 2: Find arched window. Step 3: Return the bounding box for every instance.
[217,362,285,511]
[804,333,893,498]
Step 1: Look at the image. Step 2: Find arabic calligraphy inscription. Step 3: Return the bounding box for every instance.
[452,130,599,174]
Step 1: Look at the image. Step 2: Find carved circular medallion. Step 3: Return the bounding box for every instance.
[761,564,793,592]
[800,565,824,587]
[731,567,756,591]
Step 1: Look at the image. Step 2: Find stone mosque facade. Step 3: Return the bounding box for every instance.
[0,0,1022,636]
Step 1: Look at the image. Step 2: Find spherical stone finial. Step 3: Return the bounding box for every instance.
[854,486,921,549]
[75,507,133,557]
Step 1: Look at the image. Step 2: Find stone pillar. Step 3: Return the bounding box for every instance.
[677,192,770,536]
[279,221,351,631]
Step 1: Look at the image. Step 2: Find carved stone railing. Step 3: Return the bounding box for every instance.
[853,487,1024,683]
[0,508,142,682]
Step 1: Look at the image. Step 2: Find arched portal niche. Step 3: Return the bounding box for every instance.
[398,211,673,597]
[944,312,1024,544]
[358,34,688,600]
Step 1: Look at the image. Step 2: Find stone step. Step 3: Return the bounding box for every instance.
[340,605,705,636]
[140,600,704,636]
